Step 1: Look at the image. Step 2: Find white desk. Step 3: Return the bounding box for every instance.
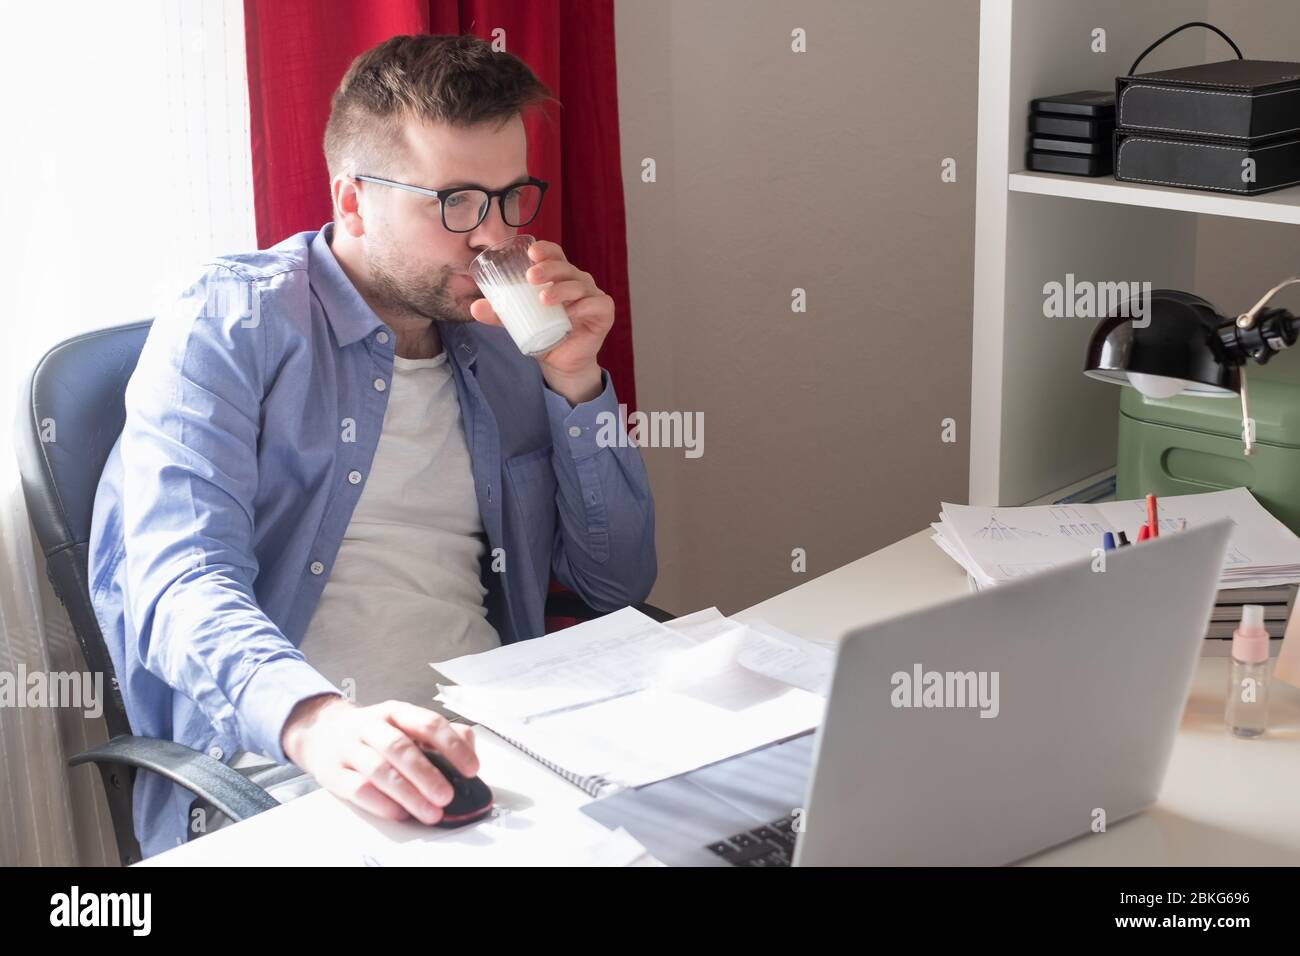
[141,530,1300,866]
[737,530,1300,866]
[137,725,617,867]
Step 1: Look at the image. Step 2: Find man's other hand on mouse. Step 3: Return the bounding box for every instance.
[280,693,478,825]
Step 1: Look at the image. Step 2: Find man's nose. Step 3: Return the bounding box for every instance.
[467,201,516,251]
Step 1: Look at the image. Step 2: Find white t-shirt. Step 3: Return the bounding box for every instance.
[299,351,501,708]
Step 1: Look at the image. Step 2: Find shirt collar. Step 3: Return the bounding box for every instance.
[309,221,386,347]
[309,221,477,368]
[436,316,479,369]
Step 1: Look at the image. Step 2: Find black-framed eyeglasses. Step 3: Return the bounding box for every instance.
[352,174,548,233]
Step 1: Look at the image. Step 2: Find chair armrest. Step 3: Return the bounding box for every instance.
[632,601,675,624]
[543,590,675,624]
[70,735,280,823]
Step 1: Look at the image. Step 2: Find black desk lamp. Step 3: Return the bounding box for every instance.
[1084,278,1300,455]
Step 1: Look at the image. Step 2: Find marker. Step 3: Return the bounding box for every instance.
[1118,531,1130,547]
[1137,523,1151,542]
[1103,532,1116,551]
[1147,494,1159,538]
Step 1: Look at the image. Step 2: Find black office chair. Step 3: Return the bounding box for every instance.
[15,319,671,866]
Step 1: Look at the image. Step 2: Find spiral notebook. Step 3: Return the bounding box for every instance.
[490,732,622,799]
[431,606,831,799]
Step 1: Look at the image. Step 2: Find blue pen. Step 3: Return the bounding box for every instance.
[1103,531,1116,551]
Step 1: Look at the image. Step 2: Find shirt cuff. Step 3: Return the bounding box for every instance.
[234,657,342,765]
[545,368,619,459]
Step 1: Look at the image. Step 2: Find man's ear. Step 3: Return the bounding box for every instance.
[335,174,367,238]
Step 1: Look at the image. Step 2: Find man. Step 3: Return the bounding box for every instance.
[88,33,656,859]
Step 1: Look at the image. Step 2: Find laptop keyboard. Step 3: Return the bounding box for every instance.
[704,814,798,867]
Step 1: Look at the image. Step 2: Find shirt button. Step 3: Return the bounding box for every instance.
[373,378,386,392]
[568,425,582,438]
[347,470,362,485]
[207,746,224,761]
[376,331,389,344]
[310,560,325,575]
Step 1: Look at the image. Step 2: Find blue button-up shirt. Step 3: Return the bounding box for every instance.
[88,222,656,859]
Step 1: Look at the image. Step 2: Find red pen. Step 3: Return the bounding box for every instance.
[1137,523,1151,542]
[1146,494,1159,538]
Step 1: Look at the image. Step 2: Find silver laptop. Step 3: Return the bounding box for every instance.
[582,518,1232,866]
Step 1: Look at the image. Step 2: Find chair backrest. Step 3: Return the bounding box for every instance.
[14,321,152,740]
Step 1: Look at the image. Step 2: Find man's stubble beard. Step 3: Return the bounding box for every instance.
[366,240,479,325]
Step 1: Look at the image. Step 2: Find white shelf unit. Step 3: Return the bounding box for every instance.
[1010,170,1300,226]
[971,0,1300,506]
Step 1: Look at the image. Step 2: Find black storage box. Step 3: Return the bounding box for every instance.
[1117,60,1300,141]
[1026,89,1116,177]
[1114,129,1300,194]
[1115,56,1300,195]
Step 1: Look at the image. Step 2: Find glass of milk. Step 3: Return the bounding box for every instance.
[468,235,572,355]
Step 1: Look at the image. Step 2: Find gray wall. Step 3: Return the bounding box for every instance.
[615,0,980,616]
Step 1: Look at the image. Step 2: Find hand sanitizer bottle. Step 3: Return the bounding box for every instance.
[1225,604,1270,738]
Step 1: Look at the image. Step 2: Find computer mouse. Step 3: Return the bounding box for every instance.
[421,749,494,828]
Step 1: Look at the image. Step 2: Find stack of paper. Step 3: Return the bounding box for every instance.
[931,487,1300,590]
[431,606,833,795]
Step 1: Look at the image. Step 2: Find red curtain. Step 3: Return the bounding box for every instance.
[243,0,639,412]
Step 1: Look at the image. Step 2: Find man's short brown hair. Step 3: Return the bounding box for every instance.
[323,33,555,181]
